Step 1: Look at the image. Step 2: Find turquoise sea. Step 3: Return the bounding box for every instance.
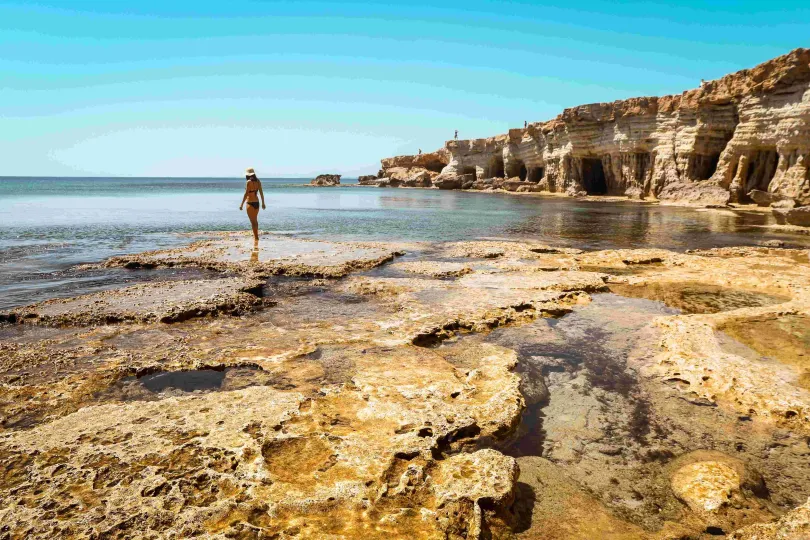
[1,176,807,309]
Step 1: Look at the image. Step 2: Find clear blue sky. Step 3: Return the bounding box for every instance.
[1,1,807,177]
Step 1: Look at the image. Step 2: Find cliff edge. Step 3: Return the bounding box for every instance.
[375,48,810,217]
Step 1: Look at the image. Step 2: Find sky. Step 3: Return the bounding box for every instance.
[1,1,808,178]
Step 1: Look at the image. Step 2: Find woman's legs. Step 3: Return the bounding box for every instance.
[246,205,260,242]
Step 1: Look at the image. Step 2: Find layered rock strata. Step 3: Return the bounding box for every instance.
[377,48,810,218]
[0,277,267,326]
[367,148,450,187]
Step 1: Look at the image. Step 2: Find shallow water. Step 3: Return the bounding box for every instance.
[101,366,291,401]
[480,293,680,457]
[718,314,810,389]
[2,176,809,308]
[470,293,810,529]
[608,281,790,314]
[135,369,226,392]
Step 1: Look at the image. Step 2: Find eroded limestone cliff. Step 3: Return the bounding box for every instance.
[376,48,810,218]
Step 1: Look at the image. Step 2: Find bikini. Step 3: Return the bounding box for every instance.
[246,181,260,209]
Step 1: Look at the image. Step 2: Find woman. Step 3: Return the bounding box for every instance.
[239,167,266,243]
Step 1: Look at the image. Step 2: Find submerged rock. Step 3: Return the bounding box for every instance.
[669,451,776,534]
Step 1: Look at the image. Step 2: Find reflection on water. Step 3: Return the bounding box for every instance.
[96,365,291,402]
[136,369,226,393]
[2,178,809,307]
[506,200,790,250]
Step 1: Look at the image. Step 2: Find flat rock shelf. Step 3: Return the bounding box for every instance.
[1,236,809,538]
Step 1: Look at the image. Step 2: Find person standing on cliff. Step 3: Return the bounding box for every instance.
[418,148,422,155]
[524,120,527,128]
[454,130,458,140]
[239,167,266,245]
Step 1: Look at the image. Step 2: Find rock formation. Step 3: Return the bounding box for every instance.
[2,236,810,537]
[100,233,403,278]
[780,205,810,226]
[357,174,379,185]
[378,48,810,216]
[0,277,267,326]
[730,498,810,539]
[310,174,341,186]
[373,148,450,187]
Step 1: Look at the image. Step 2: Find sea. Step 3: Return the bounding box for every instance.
[1,176,808,310]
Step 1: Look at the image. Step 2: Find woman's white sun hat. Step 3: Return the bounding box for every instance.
[245,167,256,177]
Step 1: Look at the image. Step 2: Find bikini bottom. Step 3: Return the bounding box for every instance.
[247,202,260,210]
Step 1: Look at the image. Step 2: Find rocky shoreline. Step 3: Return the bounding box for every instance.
[1,233,809,538]
[354,49,810,227]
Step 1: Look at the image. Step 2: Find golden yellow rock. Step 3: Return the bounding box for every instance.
[671,461,742,513]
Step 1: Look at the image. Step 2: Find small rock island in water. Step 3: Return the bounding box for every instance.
[2,49,810,539]
[310,174,341,187]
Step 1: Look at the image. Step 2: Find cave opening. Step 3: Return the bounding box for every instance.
[506,158,527,180]
[744,148,779,196]
[527,167,545,183]
[690,153,722,181]
[581,158,607,194]
[488,154,505,178]
[460,166,477,180]
[424,161,445,173]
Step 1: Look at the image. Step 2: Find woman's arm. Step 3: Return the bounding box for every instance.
[240,186,248,209]
[258,181,266,209]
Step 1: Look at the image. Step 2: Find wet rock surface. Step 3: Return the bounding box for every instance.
[718,314,810,389]
[101,233,403,278]
[730,498,810,539]
[0,276,267,326]
[608,281,789,314]
[389,260,473,278]
[1,238,810,537]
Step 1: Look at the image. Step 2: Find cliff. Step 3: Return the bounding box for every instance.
[377,48,810,216]
[374,148,451,187]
